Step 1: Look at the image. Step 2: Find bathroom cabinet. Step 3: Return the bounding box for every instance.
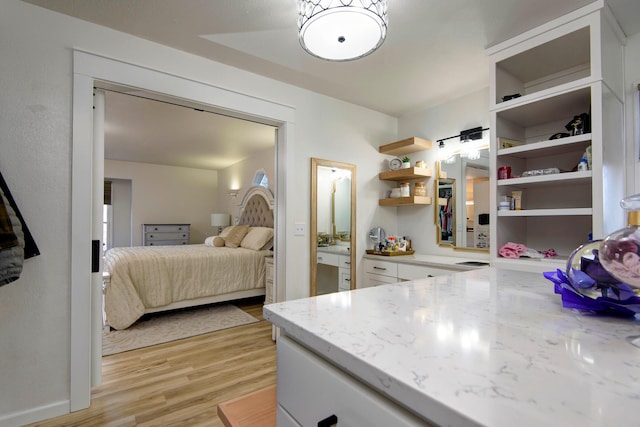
[487,3,625,272]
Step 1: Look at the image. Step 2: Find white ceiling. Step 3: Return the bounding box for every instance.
[102,90,276,170]
[23,0,640,169]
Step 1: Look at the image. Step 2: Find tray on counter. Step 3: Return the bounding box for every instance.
[365,250,415,256]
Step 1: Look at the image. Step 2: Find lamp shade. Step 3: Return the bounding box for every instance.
[297,0,388,61]
[211,213,230,228]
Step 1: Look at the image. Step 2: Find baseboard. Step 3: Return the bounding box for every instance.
[0,400,68,427]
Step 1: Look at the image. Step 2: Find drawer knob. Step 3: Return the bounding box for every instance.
[373,266,387,270]
[318,414,338,427]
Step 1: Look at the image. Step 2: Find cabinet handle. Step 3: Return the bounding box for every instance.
[373,266,387,270]
[318,414,338,427]
[345,278,350,282]
[427,274,434,277]
[344,261,351,265]
[318,256,323,261]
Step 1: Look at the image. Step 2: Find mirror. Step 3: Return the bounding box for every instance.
[310,158,356,296]
[435,149,490,251]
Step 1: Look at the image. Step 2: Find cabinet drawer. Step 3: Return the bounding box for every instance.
[144,231,190,241]
[363,259,398,277]
[277,404,301,427]
[277,336,426,426]
[397,264,455,280]
[339,268,351,291]
[143,224,189,232]
[317,252,339,267]
[338,255,351,270]
[364,272,399,288]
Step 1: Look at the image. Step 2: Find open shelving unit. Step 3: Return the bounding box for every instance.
[487,3,626,272]
[378,137,433,206]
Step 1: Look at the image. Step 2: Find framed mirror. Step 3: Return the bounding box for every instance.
[310,158,356,296]
[435,148,490,251]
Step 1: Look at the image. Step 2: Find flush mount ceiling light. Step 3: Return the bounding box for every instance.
[297,0,388,61]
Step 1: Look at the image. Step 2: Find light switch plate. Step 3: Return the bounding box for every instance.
[294,222,305,236]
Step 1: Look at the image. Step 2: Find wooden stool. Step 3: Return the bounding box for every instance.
[217,385,276,427]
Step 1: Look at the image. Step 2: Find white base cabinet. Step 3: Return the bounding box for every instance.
[363,258,460,287]
[276,336,428,426]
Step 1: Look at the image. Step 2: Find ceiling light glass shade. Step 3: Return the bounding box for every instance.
[297,0,388,61]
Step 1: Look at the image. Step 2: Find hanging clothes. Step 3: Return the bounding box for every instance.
[0,187,24,286]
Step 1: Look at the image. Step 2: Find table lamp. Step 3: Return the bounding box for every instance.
[211,213,230,235]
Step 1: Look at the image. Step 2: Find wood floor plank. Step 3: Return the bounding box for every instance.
[26,298,276,427]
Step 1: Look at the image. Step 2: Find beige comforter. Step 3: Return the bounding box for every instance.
[104,244,271,330]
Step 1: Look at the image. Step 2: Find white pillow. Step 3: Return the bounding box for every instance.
[240,227,274,251]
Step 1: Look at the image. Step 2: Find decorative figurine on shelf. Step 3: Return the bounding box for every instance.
[564,112,590,136]
[544,194,640,317]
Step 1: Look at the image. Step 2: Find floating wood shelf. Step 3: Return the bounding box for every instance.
[379,196,432,206]
[379,137,432,156]
[379,167,432,181]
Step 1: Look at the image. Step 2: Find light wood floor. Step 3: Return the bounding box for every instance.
[27,298,276,427]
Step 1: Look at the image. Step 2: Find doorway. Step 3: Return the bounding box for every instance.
[72,51,293,411]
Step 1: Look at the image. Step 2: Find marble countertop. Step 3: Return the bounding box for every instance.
[363,252,489,271]
[264,268,640,426]
[317,245,350,255]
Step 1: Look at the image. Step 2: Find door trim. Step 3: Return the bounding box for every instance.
[71,50,293,410]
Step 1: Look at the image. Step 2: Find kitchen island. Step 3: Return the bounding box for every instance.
[264,268,640,426]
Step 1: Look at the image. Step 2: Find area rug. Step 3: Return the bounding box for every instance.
[102,304,259,356]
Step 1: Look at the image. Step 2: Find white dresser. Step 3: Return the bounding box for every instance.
[141,224,190,246]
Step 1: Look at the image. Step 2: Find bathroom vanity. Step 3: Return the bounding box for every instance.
[264,268,640,426]
[362,253,488,287]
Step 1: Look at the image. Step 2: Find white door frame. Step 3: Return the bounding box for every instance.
[71,50,293,410]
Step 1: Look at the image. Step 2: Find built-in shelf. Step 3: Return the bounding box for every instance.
[379,196,432,207]
[497,207,592,216]
[379,137,432,156]
[497,170,592,187]
[378,167,432,181]
[497,134,592,159]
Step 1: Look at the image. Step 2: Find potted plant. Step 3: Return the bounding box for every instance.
[401,156,411,168]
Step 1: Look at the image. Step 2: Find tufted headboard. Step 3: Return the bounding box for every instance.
[237,186,275,228]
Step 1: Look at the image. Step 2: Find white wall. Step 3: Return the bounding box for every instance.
[105,160,219,245]
[0,1,396,425]
[396,88,491,259]
[217,146,275,225]
[625,32,640,195]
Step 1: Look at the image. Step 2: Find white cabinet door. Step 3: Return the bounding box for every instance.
[277,336,427,427]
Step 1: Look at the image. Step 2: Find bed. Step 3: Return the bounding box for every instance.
[103,186,275,330]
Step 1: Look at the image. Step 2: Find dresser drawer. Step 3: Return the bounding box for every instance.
[265,257,274,304]
[145,239,189,246]
[143,224,189,233]
[363,259,398,277]
[144,231,190,241]
[277,336,425,426]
